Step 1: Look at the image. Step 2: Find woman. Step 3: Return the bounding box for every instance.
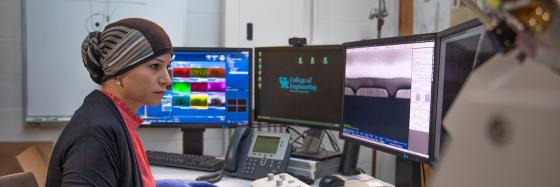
[45,18,183,187]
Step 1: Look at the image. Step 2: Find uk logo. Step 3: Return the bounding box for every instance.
[279,76,289,89]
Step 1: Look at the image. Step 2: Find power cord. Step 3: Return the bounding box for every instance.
[325,130,341,152]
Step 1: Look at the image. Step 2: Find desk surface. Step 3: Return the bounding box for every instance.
[151,166,393,187]
[151,166,320,187]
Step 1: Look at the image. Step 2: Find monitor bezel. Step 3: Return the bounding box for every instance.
[432,18,488,159]
[432,18,484,152]
[434,18,483,118]
[437,19,482,43]
[340,33,440,163]
[253,45,345,130]
[140,47,253,129]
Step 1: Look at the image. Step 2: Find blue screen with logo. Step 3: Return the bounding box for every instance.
[137,48,251,126]
[254,46,344,129]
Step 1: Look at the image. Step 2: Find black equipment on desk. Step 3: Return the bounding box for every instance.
[146,151,224,172]
[223,126,292,180]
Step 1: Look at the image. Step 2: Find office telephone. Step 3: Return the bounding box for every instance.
[223,126,292,180]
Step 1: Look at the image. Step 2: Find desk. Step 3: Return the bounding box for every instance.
[151,166,321,187]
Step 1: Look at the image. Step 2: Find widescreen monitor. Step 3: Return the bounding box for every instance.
[253,46,345,130]
[341,34,440,162]
[137,47,252,127]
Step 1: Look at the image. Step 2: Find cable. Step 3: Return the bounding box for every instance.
[290,131,306,145]
[287,126,303,136]
[327,130,341,152]
[421,163,426,187]
[285,126,305,145]
[325,131,337,151]
[325,130,340,152]
[287,126,305,145]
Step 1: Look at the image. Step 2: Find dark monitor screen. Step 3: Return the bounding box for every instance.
[137,47,252,127]
[254,46,345,129]
[341,34,440,162]
[437,19,501,118]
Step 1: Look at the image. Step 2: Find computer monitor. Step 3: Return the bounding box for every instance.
[436,19,501,119]
[341,33,440,164]
[254,46,344,129]
[254,46,345,159]
[137,47,252,128]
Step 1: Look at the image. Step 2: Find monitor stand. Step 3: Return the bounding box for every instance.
[182,128,205,155]
[395,157,421,187]
[339,141,362,175]
[290,128,341,160]
[339,141,421,187]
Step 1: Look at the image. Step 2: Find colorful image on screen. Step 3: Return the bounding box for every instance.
[191,82,208,92]
[190,68,208,77]
[208,68,226,78]
[137,49,251,125]
[173,67,190,78]
[172,82,190,93]
[172,95,190,107]
[208,93,226,107]
[190,94,208,109]
[208,82,226,92]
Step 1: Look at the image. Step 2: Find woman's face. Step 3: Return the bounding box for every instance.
[120,54,172,106]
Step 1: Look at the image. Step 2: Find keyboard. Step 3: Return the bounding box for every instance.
[146,151,224,172]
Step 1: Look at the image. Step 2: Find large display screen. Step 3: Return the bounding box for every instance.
[341,34,439,161]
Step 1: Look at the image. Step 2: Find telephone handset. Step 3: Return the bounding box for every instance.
[223,126,292,180]
[224,126,252,172]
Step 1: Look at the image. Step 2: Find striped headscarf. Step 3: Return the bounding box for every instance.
[81,18,172,84]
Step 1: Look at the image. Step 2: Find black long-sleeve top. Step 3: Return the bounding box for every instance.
[46,90,143,187]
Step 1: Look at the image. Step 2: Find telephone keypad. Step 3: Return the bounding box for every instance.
[239,157,284,179]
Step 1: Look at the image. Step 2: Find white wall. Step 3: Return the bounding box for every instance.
[311,0,399,44]
[223,0,312,47]
[0,0,226,157]
[223,0,400,46]
[185,0,221,47]
[414,0,451,34]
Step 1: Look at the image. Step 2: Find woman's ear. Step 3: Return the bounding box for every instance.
[116,77,124,88]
